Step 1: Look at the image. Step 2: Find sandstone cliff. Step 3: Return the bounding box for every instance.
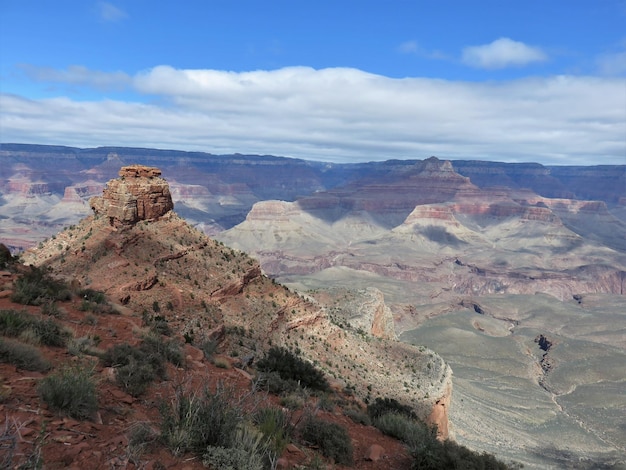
[90,165,174,226]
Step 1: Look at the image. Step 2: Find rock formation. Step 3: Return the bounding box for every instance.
[90,165,174,226]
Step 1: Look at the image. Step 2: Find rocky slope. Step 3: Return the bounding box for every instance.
[0,266,420,469]
[19,166,453,436]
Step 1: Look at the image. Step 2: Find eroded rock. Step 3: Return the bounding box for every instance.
[90,165,173,226]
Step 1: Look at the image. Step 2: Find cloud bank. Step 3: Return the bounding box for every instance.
[1,65,624,165]
[462,38,547,69]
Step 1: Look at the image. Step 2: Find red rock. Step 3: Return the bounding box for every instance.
[90,165,173,226]
[183,343,204,362]
[286,443,305,457]
[365,444,385,461]
[65,441,91,458]
[19,427,36,437]
[109,388,134,404]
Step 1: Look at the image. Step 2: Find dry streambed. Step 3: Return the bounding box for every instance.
[400,293,626,469]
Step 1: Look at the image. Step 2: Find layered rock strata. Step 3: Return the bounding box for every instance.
[90,165,173,226]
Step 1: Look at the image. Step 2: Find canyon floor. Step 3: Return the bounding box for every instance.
[400,293,626,469]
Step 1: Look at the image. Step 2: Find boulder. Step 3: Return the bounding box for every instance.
[365,443,385,461]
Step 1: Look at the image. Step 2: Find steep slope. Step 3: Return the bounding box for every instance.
[21,166,453,431]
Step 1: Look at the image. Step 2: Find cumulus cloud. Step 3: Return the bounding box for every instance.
[98,2,128,22]
[1,66,624,165]
[19,64,131,91]
[462,37,547,69]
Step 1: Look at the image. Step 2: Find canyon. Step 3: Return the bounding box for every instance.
[1,144,626,468]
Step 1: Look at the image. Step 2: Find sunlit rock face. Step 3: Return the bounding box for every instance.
[90,165,174,226]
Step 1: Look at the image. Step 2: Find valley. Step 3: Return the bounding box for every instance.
[1,144,625,468]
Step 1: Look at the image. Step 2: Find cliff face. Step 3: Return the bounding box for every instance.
[90,165,174,226]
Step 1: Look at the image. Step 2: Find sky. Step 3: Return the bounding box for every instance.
[1,1,625,165]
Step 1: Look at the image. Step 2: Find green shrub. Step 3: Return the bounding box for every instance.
[140,332,184,368]
[159,384,242,456]
[411,438,514,470]
[256,347,329,392]
[101,334,183,379]
[202,445,263,470]
[41,301,62,317]
[0,309,31,337]
[373,412,419,443]
[10,267,71,306]
[253,407,292,455]
[0,337,51,371]
[142,312,172,336]
[100,343,158,393]
[29,317,70,347]
[38,364,98,420]
[0,244,12,269]
[280,392,306,410]
[213,357,230,369]
[115,359,157,397]
[369,409,515,469]
[67,336,101,357]
[345,408,371,426]
[300,416,353,466]
[259,370,299,394]
[99,339,181,397]
[199,338,219,359]
[77,289,118,314]
[0,309,70,347]
[77,289,106,305]
[219,424,268,469]
[127,422,159,463]
[367,396,417,420]
[317,393,335,412]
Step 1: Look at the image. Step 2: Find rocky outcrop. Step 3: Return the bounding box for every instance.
[90,165,173,226]
[210,265,262,298]
[339,287,397,340]
[427,380,452,440]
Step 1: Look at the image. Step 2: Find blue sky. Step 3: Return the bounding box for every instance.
[1,1,625,164]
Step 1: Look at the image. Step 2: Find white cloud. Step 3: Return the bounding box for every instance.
[597,41,626,75]
[462,38,547,69]
[19,65,131,91]
[98,2,128,22]
[398,41,449,60]
[1,66,625,165]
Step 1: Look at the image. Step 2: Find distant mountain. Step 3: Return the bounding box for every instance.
[1,143,624,252]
